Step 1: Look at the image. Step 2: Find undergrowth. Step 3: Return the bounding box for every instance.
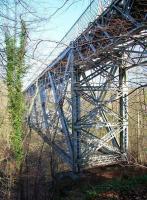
[85,175,147,199]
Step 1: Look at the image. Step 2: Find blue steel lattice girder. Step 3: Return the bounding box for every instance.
[119,59,129,152]
[71,49,81,172]
[25,0,147,170]
[31,124,73,167]
[96,64,122,149]
[112,4,140,27]
[48,52,74,162]
[39,84,49,130]
[75,67,121,150]
[83,34,96,53]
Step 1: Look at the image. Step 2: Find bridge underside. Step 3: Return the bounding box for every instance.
[25,0,147,172]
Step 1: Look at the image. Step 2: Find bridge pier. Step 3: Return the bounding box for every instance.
[25,0,146,173]
[119,66,128,153]
[71,52,81,173]
[39,84,49,130]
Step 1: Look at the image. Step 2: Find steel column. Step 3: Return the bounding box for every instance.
[39,84,49,129]
[48,70,73,159]
[71,50,81,173]
[119,67,128,153]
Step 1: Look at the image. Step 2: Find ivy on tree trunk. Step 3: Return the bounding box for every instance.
[5,20,27,164]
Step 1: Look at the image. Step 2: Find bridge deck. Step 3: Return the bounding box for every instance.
[25,0,147,172]
[26,0,146,90]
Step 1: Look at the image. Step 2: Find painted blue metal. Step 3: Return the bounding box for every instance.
[25,0,147,171]
[83,34,96,53]
[39,85,49,129]
[71,49,81,172]
[48,70,73,158]
[113,5,140,26]
[119,66,128,152]
[31,124,73,166]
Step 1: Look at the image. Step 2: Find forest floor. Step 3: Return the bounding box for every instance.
[0,131,147,200]
[53,164,147,200]
[3,128,147,200]
[0,125,147,200]
[14,162,147,200]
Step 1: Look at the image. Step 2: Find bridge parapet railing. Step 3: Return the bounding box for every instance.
[48,0,112,62]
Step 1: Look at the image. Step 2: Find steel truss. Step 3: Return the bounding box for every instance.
[25,0,147,172]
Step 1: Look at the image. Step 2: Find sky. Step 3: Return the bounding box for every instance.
[0,0,111,88]
[1,0,146,90]
[0,0,146,94]
[22,0,94,88]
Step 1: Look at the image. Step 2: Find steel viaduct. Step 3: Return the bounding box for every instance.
[25,0,147,173]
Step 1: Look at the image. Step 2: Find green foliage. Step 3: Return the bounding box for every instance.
[85,175,147,199]
[5,20,27,164]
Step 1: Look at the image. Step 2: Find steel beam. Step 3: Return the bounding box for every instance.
[119,66,128,153]
[39,84,49,129]
[24,0,146,172]
[71,49,81,173]
[48,71,73,158]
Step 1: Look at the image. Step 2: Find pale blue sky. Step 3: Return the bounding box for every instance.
[23,0,93,87]
[33,0,91,40]
[1,0,111,87]
[29,0,92,58]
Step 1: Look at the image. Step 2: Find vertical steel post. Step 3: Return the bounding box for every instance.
[39,84,49,129]
[34,98,39,127]
[119,67,128,153]
[71,48,81,173]
[48,70,73,162]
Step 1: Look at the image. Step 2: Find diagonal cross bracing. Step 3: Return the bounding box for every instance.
[25,0,147,172]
